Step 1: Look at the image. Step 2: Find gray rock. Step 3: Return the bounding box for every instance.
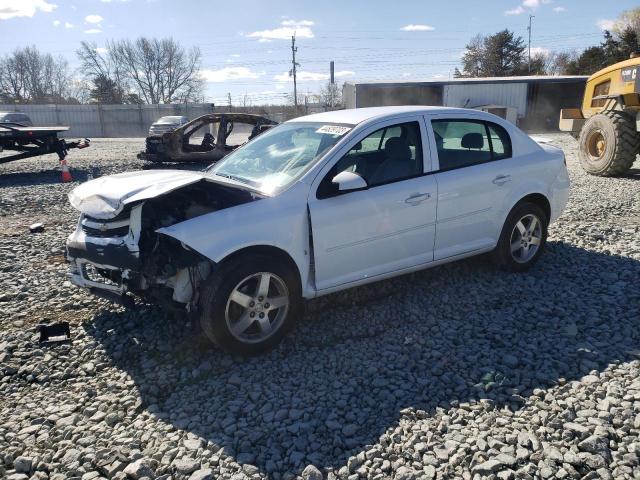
[123,458,155,479]
[393,466,416,480]
[14,456,33,474]
[472,460,503,475]
[188,468,213,480]
[172,458,200,475]
[301,465,323,480]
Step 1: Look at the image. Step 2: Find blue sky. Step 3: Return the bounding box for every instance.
[0,0,634,105]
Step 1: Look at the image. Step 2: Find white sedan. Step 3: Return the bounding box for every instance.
[66,106,570,354]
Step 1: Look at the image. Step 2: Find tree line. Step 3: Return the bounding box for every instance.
[456,7,639,78]
[0,37,204,105]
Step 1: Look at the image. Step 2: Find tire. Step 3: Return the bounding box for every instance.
[198,253,302,355]
[493,202,548,273]
[578,110,639,176]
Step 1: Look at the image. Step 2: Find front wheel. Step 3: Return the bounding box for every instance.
[493,202,548,272]
[198,253,302,355]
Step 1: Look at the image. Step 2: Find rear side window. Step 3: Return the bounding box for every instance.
[432,120,512,171]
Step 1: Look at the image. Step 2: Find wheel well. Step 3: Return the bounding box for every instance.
[220,245,302,284]
[518,193,551,221]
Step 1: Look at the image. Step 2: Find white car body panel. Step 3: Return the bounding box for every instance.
[157,181,314,295]
[67,106,570,304]
[306,114,437,291]
[69,170,206,219]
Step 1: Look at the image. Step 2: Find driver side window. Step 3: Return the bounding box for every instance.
[317,121,423,198]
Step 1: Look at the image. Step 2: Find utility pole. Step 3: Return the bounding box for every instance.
[329,61,335,109]
[290,33,299,108]
[527,14,535,74]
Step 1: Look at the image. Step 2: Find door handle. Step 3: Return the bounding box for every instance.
[404,193,431,205]
[492,174,511,186]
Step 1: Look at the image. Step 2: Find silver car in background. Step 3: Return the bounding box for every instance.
[0,112,33,126]
[148,115,189,136]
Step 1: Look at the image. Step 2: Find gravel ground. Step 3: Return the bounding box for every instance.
[0,136,639,480]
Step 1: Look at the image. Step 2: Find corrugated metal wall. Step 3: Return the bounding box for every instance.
[0,103,215,138]
[353,84,443,108]
[443,83,528,117]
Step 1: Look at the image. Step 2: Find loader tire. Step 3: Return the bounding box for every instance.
[578,110,639,176]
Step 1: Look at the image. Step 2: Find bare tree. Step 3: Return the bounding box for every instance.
[113,37,203,103]
[0,46,72,103]
[320,82,342,109]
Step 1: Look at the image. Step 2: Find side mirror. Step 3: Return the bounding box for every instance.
[331,170,367,192]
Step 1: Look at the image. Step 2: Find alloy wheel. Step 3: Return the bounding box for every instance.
[225,272,290,344]
[510,214,543,264]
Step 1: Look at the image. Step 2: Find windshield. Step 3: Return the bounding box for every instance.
[157,116,183,124]
[207,121,352,194]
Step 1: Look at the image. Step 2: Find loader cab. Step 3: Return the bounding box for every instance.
[580,56,640,117]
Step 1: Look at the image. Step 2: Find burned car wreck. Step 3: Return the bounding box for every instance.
[137,113,277,163]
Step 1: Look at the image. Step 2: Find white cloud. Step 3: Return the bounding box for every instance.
[0,0,57,20]
[100,0,129,2]
[505,6,526,15]
[281,19,314,27]
[249,26,313,40]
[273,70,354,82]
[52,19,60,26]
[401,24,434,32]
[85,14,103,24]
[553,6,566,12]
[274,70,325,82]
[523,0,552,7]
[597,19,615,31]
[505,0,551,14]
[230,54,240,58]
[95,47,108,54]
[248,19,315,40]
[64,21,72,28]
[432,74,445,79]
[200,67,265,83]
[84,28,102,34]
[258,38,272,43]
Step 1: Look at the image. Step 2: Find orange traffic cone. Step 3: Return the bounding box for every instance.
[61,159,73,183]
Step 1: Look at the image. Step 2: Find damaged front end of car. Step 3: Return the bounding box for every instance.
[66,173,261,312]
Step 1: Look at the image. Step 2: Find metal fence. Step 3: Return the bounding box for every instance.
[0,103,217,138]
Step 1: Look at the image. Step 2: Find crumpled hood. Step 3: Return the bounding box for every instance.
[68,169,205,219]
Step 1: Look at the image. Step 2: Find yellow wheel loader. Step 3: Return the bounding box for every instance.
[559,56,640,176]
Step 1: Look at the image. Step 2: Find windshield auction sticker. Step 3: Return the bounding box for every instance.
[316,125,351,136]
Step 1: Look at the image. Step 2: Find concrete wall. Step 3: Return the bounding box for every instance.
[0,103,215,138]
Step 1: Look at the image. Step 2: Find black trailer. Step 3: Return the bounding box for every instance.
[0,123,89,165]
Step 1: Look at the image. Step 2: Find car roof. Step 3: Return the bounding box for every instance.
[287,106,469,126]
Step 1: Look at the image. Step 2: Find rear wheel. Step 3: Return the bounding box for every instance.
[493,202,548,272]
[198,253,302,355]
[578,110,639,176]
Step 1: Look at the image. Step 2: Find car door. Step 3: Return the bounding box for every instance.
[427,115,515,260]
[308,117,438,291]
